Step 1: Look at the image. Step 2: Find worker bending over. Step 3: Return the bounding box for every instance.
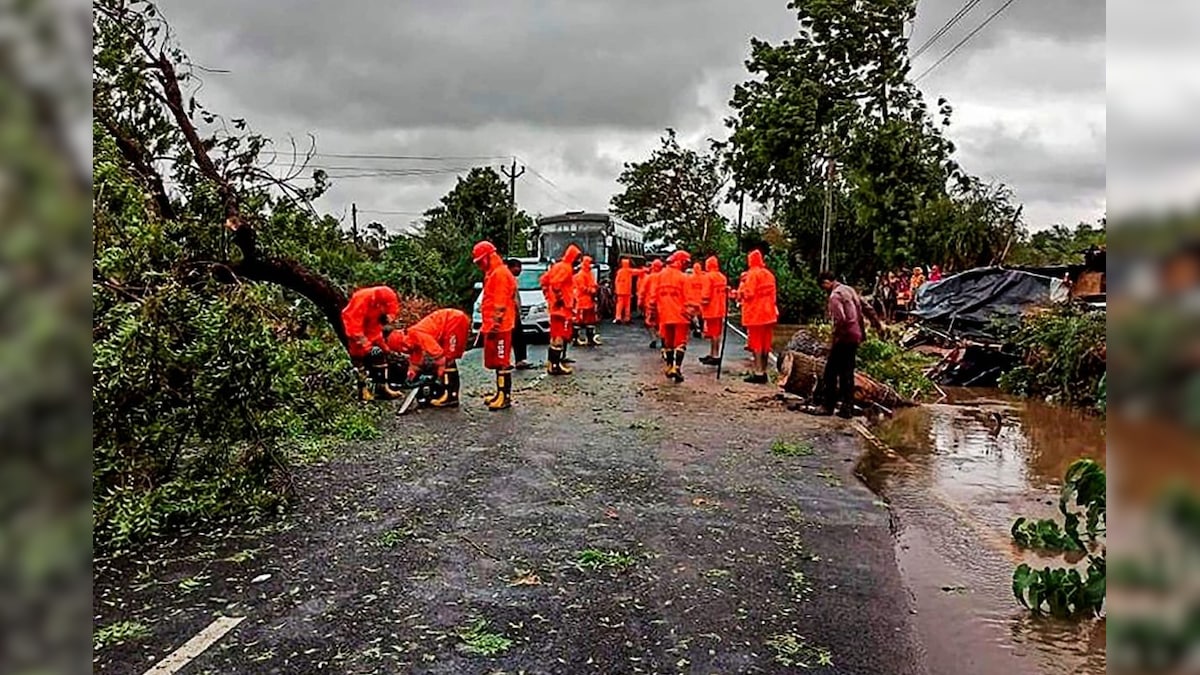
[341,285,402,400]
[386,308,469,408]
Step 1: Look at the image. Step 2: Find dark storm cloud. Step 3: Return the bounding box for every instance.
[160,0,794,132]
[157,0,1105,228]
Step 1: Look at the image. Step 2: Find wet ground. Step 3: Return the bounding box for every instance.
[859,390,1106,675]
[94,324,925,674]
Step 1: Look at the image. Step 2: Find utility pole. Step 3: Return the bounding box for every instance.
[501,158,525,255]
[736,191,745,252]
[820,158,834,272]
[351,202,359,246]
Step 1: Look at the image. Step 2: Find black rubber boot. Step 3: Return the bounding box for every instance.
[671,349,686,382]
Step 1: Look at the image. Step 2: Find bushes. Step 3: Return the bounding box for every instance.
[856,338,936,400]
[998,305,1106,410]
[767,250,827,324]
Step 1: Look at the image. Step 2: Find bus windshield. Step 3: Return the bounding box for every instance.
[516,267,545,291]
[542,231,606,264]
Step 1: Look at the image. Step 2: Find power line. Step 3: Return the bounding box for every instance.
[910,0,984,60]
[308,152,510,161]
[914,0,1020,83]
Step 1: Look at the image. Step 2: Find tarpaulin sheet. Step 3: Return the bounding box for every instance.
[910,267,1064,338]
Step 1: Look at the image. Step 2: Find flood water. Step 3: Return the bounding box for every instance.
[860,389,1106,675]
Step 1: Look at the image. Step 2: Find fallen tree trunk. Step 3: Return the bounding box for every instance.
[778,350,913,410]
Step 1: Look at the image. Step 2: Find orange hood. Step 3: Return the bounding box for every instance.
[563,244,582,266]
[748,249,766,268]
[692,263,702,274]
[580,255,593,272]
[705,256,720,273]
[620,259,631,269]
[650,259,663,272]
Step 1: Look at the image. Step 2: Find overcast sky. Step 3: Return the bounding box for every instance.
[160,0,1106,233]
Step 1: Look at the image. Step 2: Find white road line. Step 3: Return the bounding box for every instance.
[724,321,779,368]
[142,616,246,675]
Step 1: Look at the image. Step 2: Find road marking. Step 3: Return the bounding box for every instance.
[142,616,246,675]
[724,321,778,368]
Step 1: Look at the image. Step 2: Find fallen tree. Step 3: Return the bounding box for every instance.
[778,350,913,411]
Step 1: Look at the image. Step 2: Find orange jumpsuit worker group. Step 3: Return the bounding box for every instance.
[699,256,728,365]
[540,244,581,375]
[386,308,469,408]
[473,240,518,410]
[654,250,692,383]
[613,258,635,324]
[574,255,602,347]
[739,249,779,384]
[341,285,401,400]
[640,259,663,349]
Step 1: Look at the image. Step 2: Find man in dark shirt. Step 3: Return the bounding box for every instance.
[506,258,534,370]
[818,270,866,418]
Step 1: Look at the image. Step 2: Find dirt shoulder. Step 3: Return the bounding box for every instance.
[94,325,925,674]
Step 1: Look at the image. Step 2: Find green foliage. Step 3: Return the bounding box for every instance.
[765,633,833,668]
[377,527,415,548]
[94,621,151,651]
[766,250,827,323]
[456,619,513,657]
[721,0,1024,287]
[1011,459,1106,618]
[1008,222,1106,266]
[998,305,1107,409]
[611,128,728,253]
[771,439,815,457]
[1010,517,1082,552]
[855,338,936,399]
[574,549,635,572]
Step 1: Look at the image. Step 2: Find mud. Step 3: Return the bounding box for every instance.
[94,325,924,674]
[862,390,1106,675]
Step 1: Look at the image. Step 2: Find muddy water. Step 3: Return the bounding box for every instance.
[861,389,1106,675]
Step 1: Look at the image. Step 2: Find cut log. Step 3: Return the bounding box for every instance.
[778,350,913,410]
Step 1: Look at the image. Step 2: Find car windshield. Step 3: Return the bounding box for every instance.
[516,267,545,291]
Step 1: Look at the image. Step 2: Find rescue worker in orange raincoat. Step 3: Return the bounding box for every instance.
[654,250,693,382]
[613,258,635,324]
[341,285,402,400]
[686,262,708,338]
[473,240,518,410]
[385,308,470,408]
[540,244,581,375]
[739,249,779,384]
[699,256,728,365]
[639,258,664,349]
[573,255,602,347]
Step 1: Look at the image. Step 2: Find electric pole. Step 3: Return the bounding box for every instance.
[351,202,359,246]
[820,158,835,273]
[736,191,745,253]
[501,158,525,255]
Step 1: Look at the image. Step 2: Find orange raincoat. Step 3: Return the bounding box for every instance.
[540,245,581,320]
[574,255,599,322]
[740,250,778,327]
[480,253,517,334]
[342,285,400,358]
[702,256,727,320]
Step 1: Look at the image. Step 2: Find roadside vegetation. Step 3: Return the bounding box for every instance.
[998,305,1107,413]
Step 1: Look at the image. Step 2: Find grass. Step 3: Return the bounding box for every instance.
[772,438,815,457]
[94,620,151,651]
[457,618,513,656]
[574,548,636,572]
[765,633,833,668]
[377,527,415,548]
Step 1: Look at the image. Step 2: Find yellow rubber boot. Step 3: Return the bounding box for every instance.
[487,369,513,410]
[430,368,459,408]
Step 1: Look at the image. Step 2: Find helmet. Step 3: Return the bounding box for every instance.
[669,250,691,266]
[472,241,497,263]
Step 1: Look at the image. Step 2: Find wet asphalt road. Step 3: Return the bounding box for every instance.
[95,323,927,674]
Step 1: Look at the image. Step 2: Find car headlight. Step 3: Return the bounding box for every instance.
[527,302,547,315]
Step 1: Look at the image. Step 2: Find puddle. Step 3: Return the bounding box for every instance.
[861,389,1106,675]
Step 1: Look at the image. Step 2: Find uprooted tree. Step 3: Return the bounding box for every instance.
[93,0,407,550]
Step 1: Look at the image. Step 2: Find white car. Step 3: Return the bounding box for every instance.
[471,259,551,342]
